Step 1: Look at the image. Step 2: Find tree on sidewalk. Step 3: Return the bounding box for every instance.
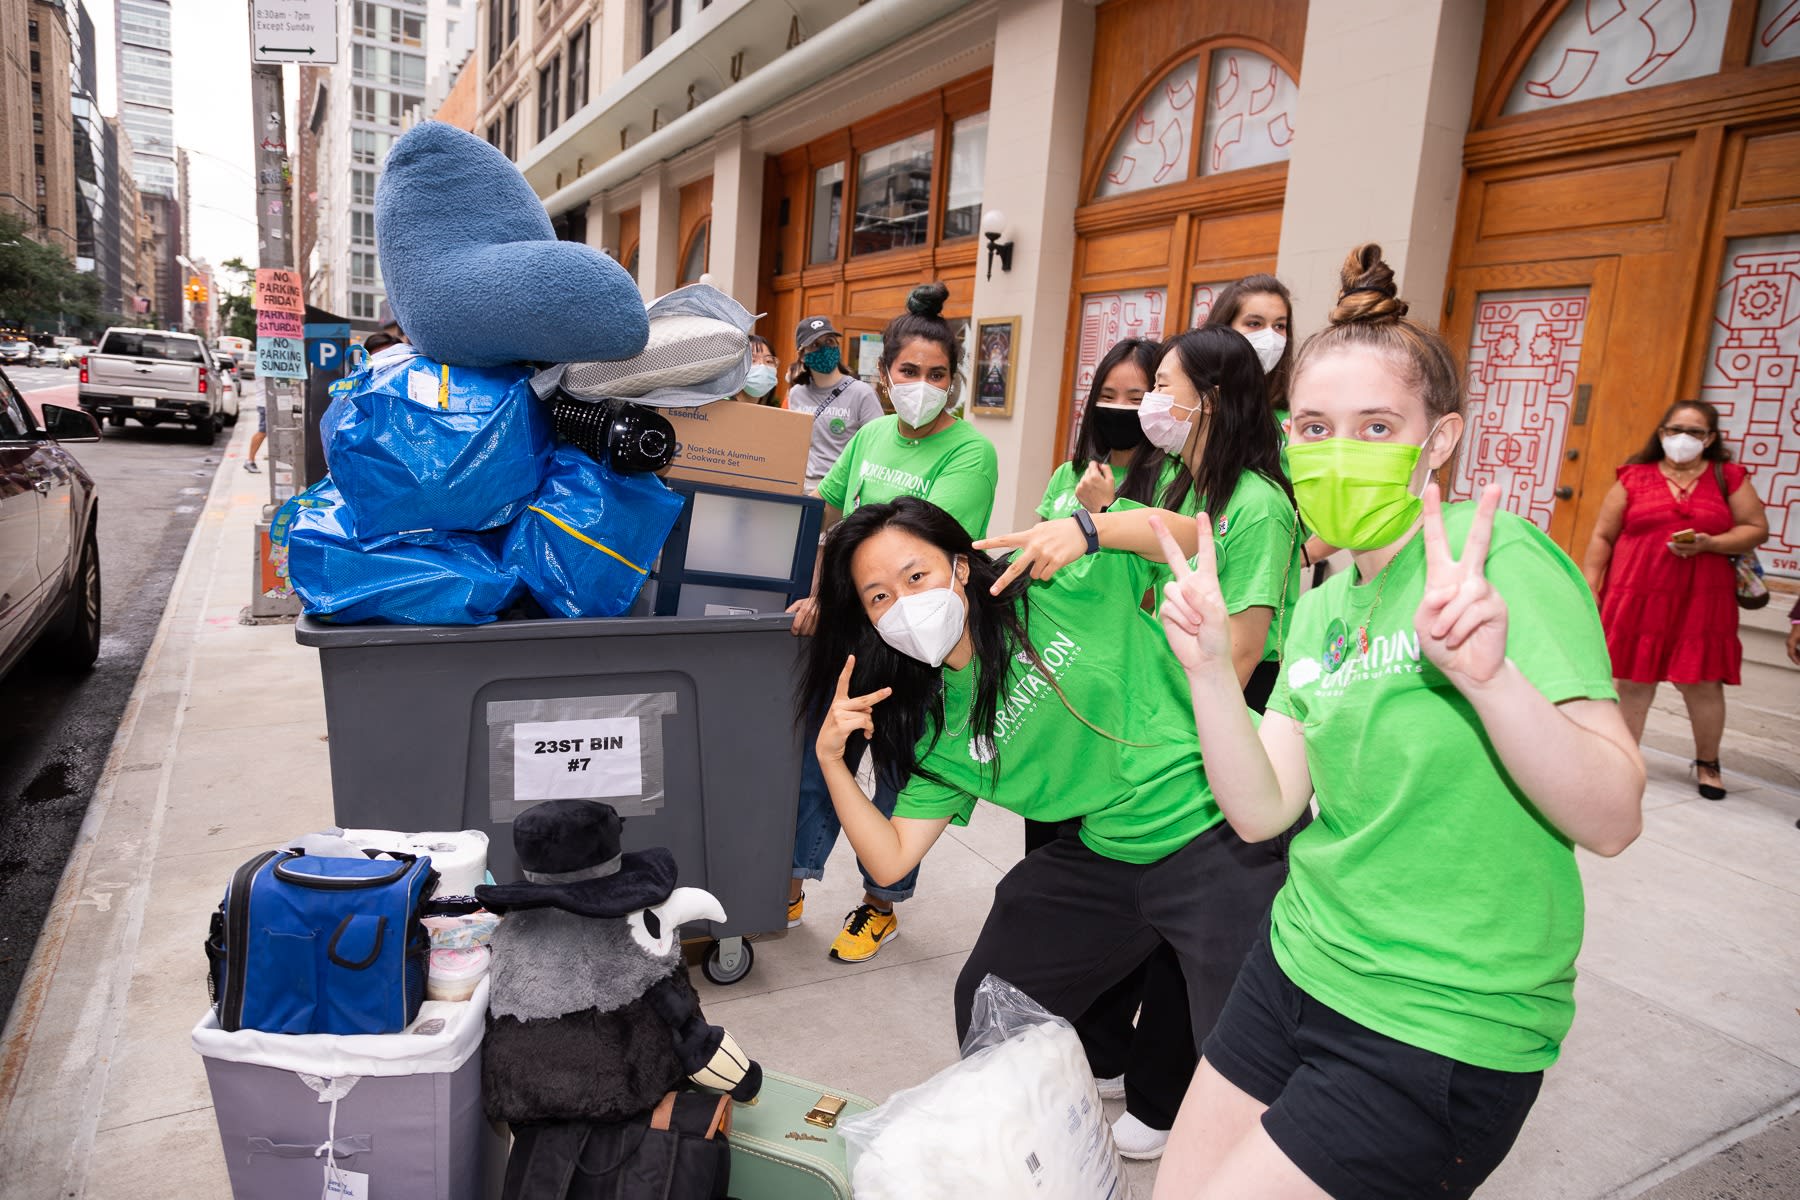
[0,213,104,334]
[216,256,256,341]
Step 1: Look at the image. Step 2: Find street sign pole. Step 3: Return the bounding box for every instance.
[247,11,304,619]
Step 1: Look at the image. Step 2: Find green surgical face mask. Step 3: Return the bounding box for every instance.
[1285,423,1443,550]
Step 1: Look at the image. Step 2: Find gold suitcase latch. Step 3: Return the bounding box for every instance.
[804,1094,848,1129]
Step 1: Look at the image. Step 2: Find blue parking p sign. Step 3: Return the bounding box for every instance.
[304,322,352,372]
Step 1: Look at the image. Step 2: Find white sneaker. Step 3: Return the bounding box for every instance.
[1095,1074,1126,1101]
[1112,1111,1170,1161]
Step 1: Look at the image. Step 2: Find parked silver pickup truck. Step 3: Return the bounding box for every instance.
[78,328,241,442]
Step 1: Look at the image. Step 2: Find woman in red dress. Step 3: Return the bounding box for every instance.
[1582,400,1769,799]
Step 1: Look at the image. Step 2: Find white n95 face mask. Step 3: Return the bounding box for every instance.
[1661,433,1705,464]
[875,585,967,667]
[1243,328,1287,374]
[890,380,950,428]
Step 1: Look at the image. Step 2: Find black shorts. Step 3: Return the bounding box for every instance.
[1203,938,1543,1200]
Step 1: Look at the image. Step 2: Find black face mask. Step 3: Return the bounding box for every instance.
[1091,404,1147,453]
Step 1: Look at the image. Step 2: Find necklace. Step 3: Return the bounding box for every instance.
[1354,544,1404,657]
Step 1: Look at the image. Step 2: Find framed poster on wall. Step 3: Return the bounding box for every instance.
[972,316,1020,417]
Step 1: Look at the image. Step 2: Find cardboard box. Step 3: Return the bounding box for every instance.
[661,400,812,495]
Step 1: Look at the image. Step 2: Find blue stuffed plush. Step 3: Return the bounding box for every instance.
[375,122,649,369]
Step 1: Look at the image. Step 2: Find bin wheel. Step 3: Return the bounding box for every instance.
[702,938,754,986]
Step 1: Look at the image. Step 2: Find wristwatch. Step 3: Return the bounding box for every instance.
[1071,509,1101,556]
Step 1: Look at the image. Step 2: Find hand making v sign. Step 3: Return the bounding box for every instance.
[1149,512,1232,675]
[1415,481,1507,689]
[816,655,893,764]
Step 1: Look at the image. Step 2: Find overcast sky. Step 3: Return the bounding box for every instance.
[88,0,280,274]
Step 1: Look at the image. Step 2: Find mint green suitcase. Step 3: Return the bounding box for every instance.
[728,1070,876,1199]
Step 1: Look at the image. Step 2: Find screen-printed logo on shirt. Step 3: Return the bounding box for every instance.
[1322,618,1351,674]
[830,417,847,436]
[969,735,996,764]
[1287,626,1424,696]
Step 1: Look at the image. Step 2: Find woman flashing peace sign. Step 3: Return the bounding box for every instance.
[1148,245,1645,1200]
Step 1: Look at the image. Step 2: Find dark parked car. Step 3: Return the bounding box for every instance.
[0,366,102,678]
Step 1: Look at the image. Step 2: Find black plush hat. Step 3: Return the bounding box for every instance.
[475,799,677,918]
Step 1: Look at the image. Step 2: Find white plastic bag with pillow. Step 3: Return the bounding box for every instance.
[531,283,759,408]
[840,975,1128,1200]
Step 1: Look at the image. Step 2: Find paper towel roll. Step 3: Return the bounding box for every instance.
[340,828,490,896]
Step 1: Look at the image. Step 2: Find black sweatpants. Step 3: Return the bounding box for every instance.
[953,819,1288,1126]
[1015,659,1286,1128]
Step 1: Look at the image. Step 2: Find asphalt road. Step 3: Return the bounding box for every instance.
[0,365,245,1023]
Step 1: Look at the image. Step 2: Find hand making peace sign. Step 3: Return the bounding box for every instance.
[1149,512,1232,676]
[816,655,894,764]
[1415,481,1508,688]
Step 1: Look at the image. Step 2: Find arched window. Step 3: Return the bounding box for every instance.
[1753,0,1800,64]
[1503,0,1730,116]
[1095,47,1297,200]
[679,221,709,284]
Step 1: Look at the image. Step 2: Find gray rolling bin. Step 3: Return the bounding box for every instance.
[296,611,803,985]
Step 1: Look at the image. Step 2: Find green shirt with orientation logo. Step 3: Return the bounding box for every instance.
[1265,504,1616,1072]
[891,549,1223,863]
[1035,460,1126,520]
[818,414,1000,539]
[1128,470,1302,662]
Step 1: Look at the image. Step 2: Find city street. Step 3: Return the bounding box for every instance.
[0,366,240,1020]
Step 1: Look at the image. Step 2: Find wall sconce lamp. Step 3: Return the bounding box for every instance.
[981,210,1013,281]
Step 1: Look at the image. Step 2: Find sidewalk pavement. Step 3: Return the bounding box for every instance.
[0,414,1795,1199]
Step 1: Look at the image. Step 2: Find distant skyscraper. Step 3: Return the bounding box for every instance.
[116,0,175,196]
[309,0,436,325]
[69,0,118,309]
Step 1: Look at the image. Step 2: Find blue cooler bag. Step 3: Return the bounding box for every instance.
[277,479,522,625]
[206,849,438,1035]
[321,345,553,537]
[503,444,685,617]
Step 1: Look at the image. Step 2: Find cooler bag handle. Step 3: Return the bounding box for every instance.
[244,1133,373,1162]
[274,850,420,889]
[327,914,388,970]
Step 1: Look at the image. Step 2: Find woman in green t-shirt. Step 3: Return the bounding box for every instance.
[785,282,999,967]
[988,324,1304,1158]
[1144,246,1646,1200]
[803,496,1287,1140]
[1035,337,1162,520]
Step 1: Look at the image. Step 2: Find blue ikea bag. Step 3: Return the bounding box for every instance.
[321,345,552,537]
[503,444,685,618]
[275,478,522,625]
[205,849,438,1035]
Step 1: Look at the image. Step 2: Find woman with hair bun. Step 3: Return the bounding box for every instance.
[1148,245,1645,1199]
[785,281,999,965]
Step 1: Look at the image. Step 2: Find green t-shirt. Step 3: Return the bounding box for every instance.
[892,549,1223,863]
[1035,460,1127,520]
[818,415,1000,539]
[1265,504,1616,1072]
[1132,471,1301,661]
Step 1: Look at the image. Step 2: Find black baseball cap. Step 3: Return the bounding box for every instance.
[795,316,840,352]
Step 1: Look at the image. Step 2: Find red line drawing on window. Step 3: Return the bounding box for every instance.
[1761,0,1800,48]
[1700,239,1800,578]
[1248,65,1277,116]
[1213,55,1239,110]
[1098,59,1200,197]
[1267,113,1295,147]
[1625,0,1697,85]
[1210,115,1243,173]
[1450,290,1591,532]
[1587,0,1629,34]
[1526,47,1600,98]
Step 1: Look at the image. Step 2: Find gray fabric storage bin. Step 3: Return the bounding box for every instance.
[194,978,502,1199]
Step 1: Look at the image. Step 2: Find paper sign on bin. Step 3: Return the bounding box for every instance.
[512,718,643,802]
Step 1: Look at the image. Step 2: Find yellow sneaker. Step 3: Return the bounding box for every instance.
[828,904,899,963]
[787,892,805,929]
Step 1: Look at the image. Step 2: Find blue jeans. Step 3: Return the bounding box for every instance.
[792,717,919,903]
